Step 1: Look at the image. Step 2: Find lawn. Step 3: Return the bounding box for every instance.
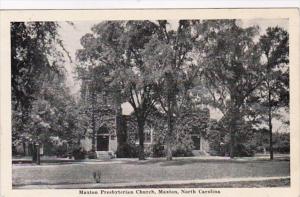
[12,157,290,188]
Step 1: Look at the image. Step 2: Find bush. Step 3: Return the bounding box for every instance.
[152,143,165,157]
[234,144,255,157]
[272,144,290,154]
[55,145,69,158]
[147,143,194,158]
[116,144,138,158]
[214,143,255,157]
[172,143,194,157]
[273,132,290,154]
[73,148,87,160]
[255,145,266,153]
[172,148,193,157]
[144,145,153,158]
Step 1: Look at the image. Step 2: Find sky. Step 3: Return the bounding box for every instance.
[57,19,289,132]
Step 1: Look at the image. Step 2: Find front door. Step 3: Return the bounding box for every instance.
[97,135,109,151]
[192,135,200,150]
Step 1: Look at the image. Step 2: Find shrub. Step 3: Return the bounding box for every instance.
[172,148,193,157]
[116,144,138,158]
[273,132,290,154]
[255,145,266,153]
[172,143,194,157]
[73,148,87,160]
[152,143,165,157]
[144,145,153,158]
[55,145,69,158]
[234,144,255,157]
[213,142,255,157]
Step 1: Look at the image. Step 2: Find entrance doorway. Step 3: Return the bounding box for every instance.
[97,135,109,151]
[192,135,200,150]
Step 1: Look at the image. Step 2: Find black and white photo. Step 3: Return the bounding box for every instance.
[1,9,299,197]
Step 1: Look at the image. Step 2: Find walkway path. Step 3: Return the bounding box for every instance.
[14,176,290,189]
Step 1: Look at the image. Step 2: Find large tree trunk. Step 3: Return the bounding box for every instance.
[91,90,97,152]
[32,143,41,165]
[116,114,127,153]
[22,142,26,156]
[229,106,239,159]
[166,89,174,161]
[268,90,273,160]
[115,104,122,140]
[137,120,145,160]
[115,88,126,157]
[166,112,173,161]
[165,72,175,161]
[269,112,273,160]
[91,110,96,152]
[229,127,235,159]
[32,143,37,163]
[36,143,40,165]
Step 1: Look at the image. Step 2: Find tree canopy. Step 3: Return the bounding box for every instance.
[12,20,289,162]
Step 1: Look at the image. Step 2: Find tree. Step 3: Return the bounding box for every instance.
[77,21,159,160]
[197,20,264,158]
[142,20,206,160]
[42,80,83,150]
[258,27,289,160]
[11,22,66,112]
[11,22,70,164]
[12,75,79,163]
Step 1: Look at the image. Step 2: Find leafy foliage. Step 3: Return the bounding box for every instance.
[194,20,267,157]
[12,20,289,161]
[255,27,289,159]
[11,22,81,161]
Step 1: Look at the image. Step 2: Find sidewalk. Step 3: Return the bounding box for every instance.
[14,176,290,189]
[13,154,290,166]
[12,156,74,164]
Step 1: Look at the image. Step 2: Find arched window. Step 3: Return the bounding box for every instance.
[97,124,109,135]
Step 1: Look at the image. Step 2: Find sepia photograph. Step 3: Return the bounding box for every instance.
[0,9,299,196]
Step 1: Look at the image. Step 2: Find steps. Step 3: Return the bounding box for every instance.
[192,150,209,157]
[95,151,115,160]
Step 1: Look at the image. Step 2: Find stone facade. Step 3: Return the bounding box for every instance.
[80,107,212,157]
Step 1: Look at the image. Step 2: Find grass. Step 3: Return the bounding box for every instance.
[12,157,290,188]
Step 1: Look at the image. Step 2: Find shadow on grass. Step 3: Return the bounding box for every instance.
[12,156,289,166]
[121,157,290,167]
